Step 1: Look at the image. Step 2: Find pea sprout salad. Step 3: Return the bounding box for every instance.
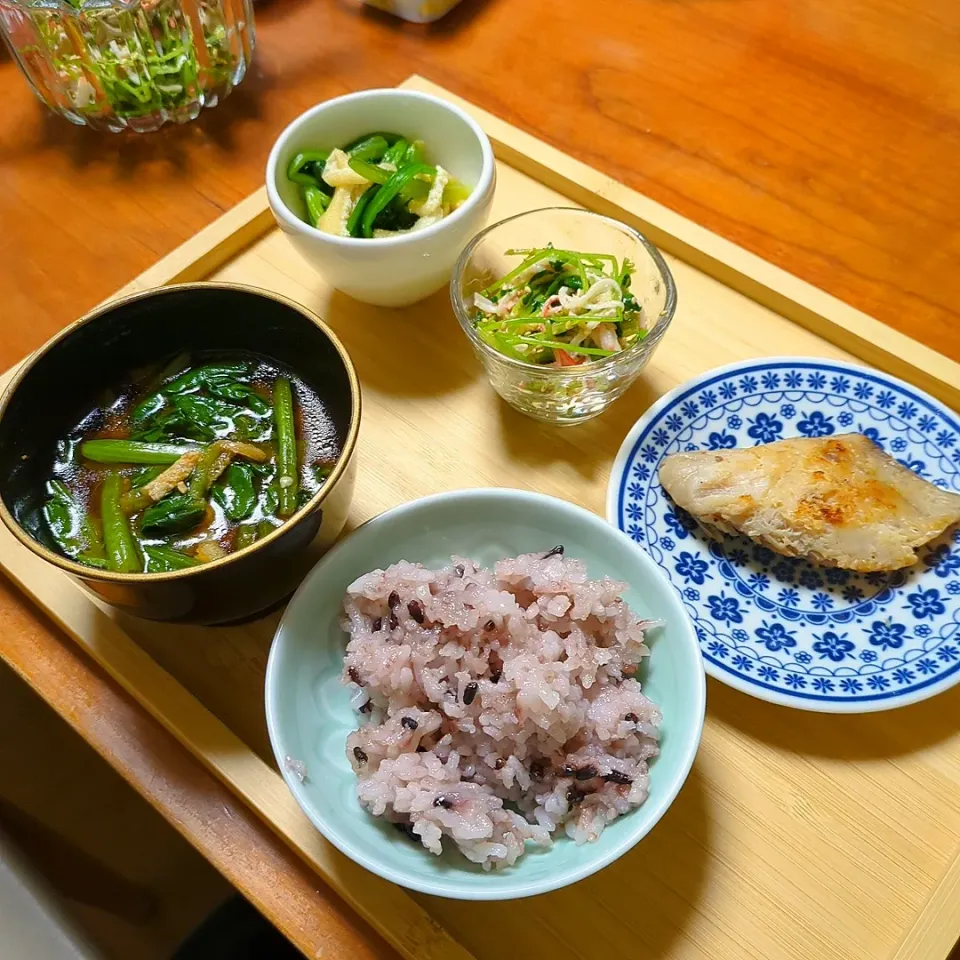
[286,131,471,238]
[472,246,646,366]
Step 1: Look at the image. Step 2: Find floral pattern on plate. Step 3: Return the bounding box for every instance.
[606,357,960,712]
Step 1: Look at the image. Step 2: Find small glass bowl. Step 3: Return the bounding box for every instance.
[451,207,677,424]
[0,0,254,133]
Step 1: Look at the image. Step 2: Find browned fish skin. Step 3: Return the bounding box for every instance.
[658,434,960,572]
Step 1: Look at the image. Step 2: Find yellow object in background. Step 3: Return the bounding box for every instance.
[361,0,465,22]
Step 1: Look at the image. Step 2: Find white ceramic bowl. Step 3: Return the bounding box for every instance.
[266,89,496,308]
[264,488,705,899]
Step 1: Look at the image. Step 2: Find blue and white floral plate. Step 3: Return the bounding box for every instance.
[606,356,960,713]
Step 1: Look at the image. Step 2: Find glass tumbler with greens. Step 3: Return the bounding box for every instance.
[0,0,254,132]
[451,207,677,425]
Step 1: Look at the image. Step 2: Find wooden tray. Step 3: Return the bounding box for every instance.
[2,75,960,960]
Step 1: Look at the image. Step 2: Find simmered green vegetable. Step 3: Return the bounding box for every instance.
[164,363,250,395]
[81,440,200,464]
[189,443,232,500]
[132,363,250,425]
[234,524,259,551]
[344,131,402,152]
[287,150,330,185]
[347,187,379,238]
[131,392,167,427]
[205,380,271,416]
[101,474,140,573]
[140,495,207,536]
[287,130,471,238]
[313,463,335,484]
[42,355,338,574]
[347,158,390,185]
[262,480,280,517]
[403,139,425,166]
[143,545,200,573]
[302,185,331,227]
[43,479,104,562]
[361,163,434,238]
[272,378,298,517]
[130,465,166,488]
[347,135,390,163]
[383,138,410,166]
[212,463,257,522]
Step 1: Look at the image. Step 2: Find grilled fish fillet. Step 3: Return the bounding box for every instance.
[658,433,960,572]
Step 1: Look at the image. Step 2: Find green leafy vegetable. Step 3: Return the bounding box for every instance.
[347,135,390,163]
[403,139,426,166]
[163,363,250,396]
[143,545,200,573]
[211,463,257,522]
[101,473,140,573]
[130,465,167,489]
[81,440,200,464]
[383,138,410,165]
[43,479,104,561]
[285,131,471,237]
[302,185,331,226]
[46,355,338,575]
[140,494,207,536]
[361,163,434,238]
[205,380,272,416]
[132,362,249,429]
[313,462,335,485]
[272,378,299,517]
[347,186,379,238]
[234,524,259,551]
[347,157,391,185]
[472,245,647,367]
[344,131,402,152]
[287,150,330,185]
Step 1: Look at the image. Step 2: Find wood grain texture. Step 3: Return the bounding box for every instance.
[0,657,231,959]
[0,578,401,960]
[3,102,960,960]
[0,2,957,957]
[0,516,474,960]
[0,0,958,365]
[405,75,960,412]
[894,852,960,960]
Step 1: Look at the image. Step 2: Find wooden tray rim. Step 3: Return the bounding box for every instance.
[107,75,960,416]
[3,73,959,960]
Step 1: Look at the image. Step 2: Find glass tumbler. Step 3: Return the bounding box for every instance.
[0,0,254,132]
[451,207,678,424]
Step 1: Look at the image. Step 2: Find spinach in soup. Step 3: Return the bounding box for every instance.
[41,353,340,574]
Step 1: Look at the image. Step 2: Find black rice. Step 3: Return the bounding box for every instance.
[408,599,425,624]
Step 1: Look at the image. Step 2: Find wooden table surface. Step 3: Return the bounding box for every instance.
[0,0,958,956]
